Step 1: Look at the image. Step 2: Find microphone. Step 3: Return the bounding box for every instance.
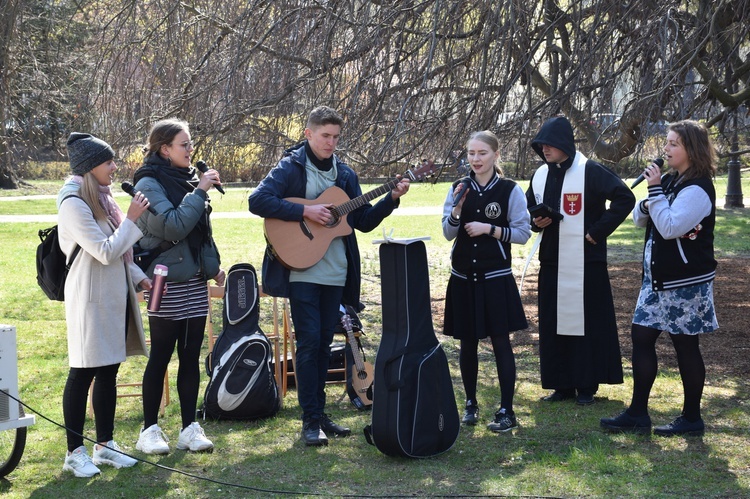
[452,177,471,207]
[631,158,665,189]
[121,181,157,214]
[195,160,225,194]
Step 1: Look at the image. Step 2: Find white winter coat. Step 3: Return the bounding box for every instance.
[57,185,149,368]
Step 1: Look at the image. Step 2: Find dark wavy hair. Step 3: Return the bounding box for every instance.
[667,120,716,181]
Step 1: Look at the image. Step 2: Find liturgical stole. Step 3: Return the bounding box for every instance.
[531,152,587,336]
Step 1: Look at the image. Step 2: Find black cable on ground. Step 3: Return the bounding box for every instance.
[5,391,557,498]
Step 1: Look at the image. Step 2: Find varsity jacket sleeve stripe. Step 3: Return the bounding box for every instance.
[648,184,712,240]
[442,185,460,241]
[505,185,532,244]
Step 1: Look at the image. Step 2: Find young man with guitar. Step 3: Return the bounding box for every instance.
[248,106,410,446]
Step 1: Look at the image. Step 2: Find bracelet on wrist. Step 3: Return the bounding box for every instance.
[489,225,496,237]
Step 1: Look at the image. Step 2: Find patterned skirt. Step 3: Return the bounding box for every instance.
[632,239,718,335]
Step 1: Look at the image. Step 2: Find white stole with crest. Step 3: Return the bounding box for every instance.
[532,152,587,336]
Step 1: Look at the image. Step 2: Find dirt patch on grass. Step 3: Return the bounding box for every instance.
[427,257,750,378]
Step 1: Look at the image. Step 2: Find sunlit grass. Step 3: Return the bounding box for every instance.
[0,176,749,497]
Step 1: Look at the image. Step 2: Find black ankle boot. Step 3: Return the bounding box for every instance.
[320,414,351,437]
[301,419,329,446]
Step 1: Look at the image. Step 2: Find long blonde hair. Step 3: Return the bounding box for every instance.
[78,173,108,221]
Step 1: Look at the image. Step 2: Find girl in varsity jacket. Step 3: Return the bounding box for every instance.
[442,130,531,433]
[601,119,718,437]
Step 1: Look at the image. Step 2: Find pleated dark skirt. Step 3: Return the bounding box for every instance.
[443,272,528,340]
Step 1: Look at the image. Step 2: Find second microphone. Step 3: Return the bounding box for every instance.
[452,177,472,207]
[630,158,665,189]
[195,160,225,194]
[121,181,157,214]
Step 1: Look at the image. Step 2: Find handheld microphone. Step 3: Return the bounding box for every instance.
[631,158,664,189]
[452,177,471,207]
[121,181,157,214]
[195,160,225,194]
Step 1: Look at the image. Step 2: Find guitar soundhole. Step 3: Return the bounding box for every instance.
[326,208,342,228]
[357,371,368,380]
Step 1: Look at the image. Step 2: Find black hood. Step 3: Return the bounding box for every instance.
[531,116,577,162]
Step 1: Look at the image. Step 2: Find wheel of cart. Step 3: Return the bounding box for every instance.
[0,399,34,477]
[1,325,36,477]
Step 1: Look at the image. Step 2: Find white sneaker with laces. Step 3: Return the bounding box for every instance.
[136,424,170,455]
[63,446,101,478]
[176,422,214,452]
[93,440,138,468]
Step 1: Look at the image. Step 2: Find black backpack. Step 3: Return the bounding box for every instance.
[36,195,82,301]
[202,263,281,420]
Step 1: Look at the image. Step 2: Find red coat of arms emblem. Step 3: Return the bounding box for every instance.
[563,193,582,215]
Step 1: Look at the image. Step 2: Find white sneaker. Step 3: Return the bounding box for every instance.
[63,446,101,478]
[176,422,214,452]
[136,424,170,455]
[93,440,138,468]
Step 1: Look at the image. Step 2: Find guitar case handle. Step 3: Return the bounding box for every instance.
[363,425,374,446]
[383,347,407,390]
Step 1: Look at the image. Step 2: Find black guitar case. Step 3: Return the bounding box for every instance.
[365,240,459,457]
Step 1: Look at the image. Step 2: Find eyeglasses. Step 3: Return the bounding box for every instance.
[171,140,194,150]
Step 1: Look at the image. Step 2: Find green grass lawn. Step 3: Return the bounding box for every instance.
[0,177,748,498]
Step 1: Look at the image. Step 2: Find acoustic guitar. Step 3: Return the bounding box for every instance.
[341,313,373,407]
[263,160,437,270]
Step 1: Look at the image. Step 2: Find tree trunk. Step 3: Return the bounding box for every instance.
[0,0,21,189]
[0,163,20,189]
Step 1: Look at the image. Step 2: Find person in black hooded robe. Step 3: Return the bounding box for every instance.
[525,116,635,405]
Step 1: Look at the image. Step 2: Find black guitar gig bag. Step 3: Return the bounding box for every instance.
[365,240,459,457]
[202,263,281,420]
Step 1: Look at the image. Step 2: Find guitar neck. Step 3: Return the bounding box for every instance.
[345,329,366,372]
[334,161,436,218]
[335,178,400,217]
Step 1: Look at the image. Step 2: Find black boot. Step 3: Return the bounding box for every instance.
[461,400,479,425]
[540,389,575,402]
[320,414,351,437]
[600,410,652,434]
[301,419,329,446]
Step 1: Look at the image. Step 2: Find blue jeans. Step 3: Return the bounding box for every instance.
[289,281,344,422]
